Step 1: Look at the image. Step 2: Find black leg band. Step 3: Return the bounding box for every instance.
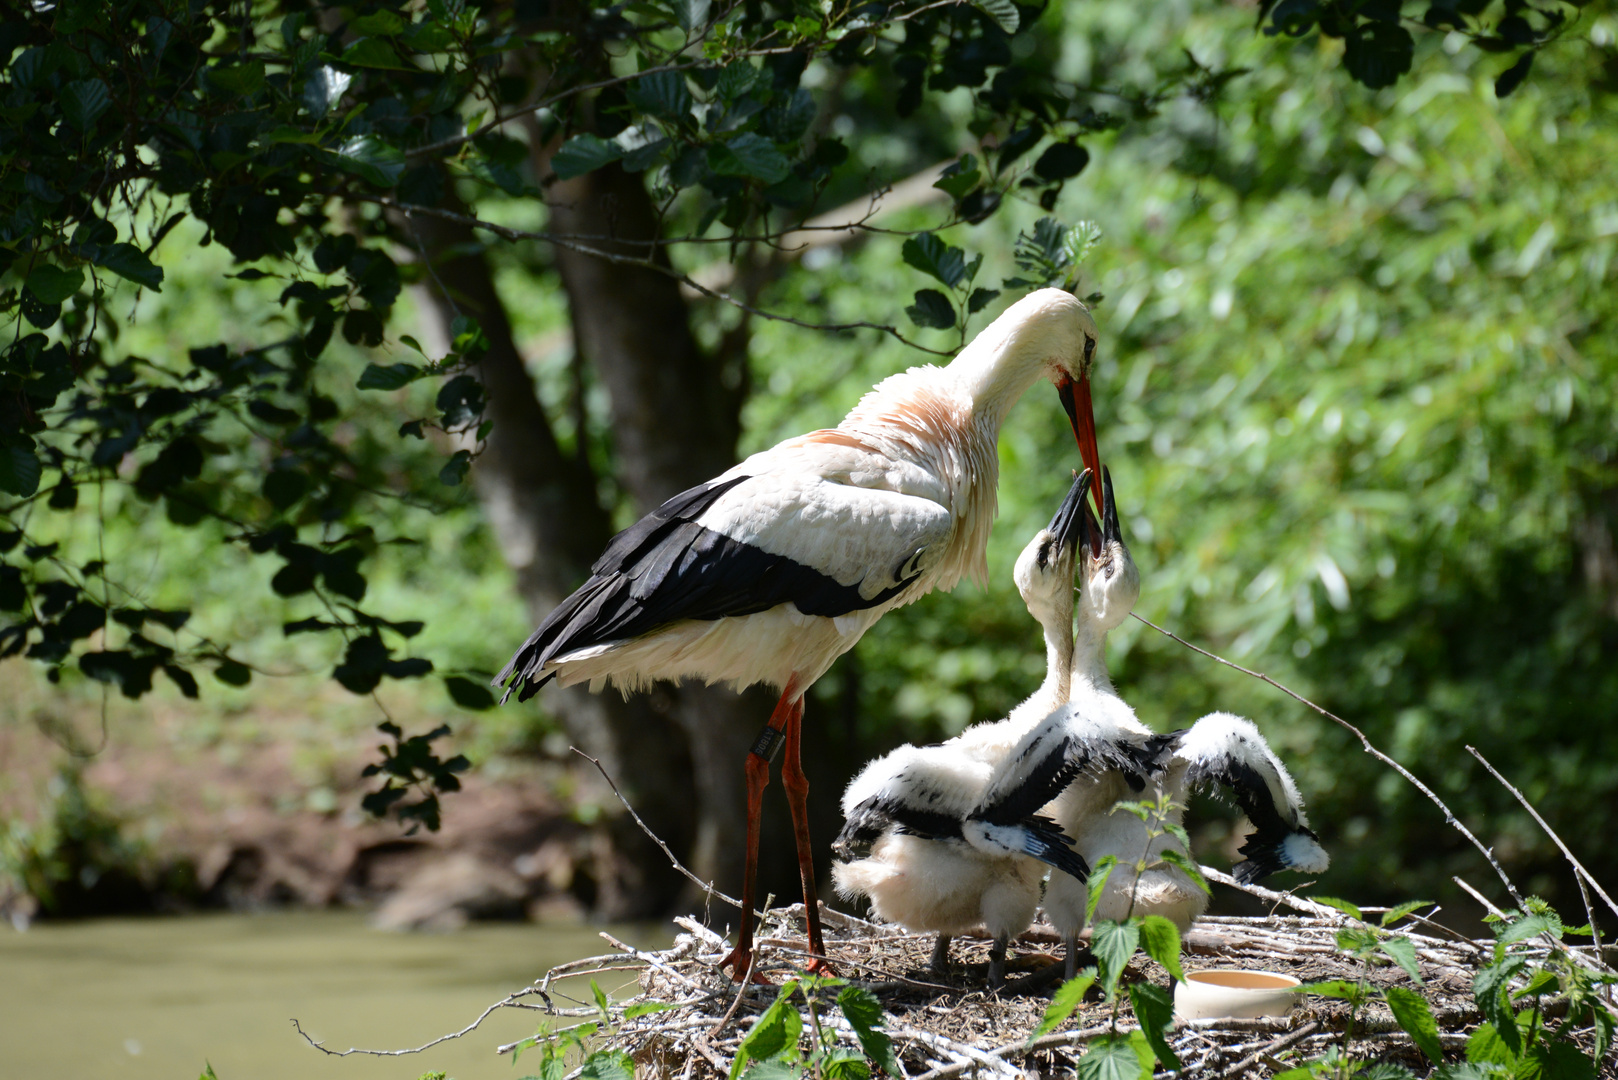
[751,725,786,762]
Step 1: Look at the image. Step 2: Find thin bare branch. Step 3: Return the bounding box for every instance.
[573,747,744,911]
[1465,744,1618,932]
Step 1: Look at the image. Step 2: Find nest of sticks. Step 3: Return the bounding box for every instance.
[495,868,1610,1080]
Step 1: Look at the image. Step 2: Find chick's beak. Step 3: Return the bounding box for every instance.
[1048,468,1093,557]
[1058,374,1103,515]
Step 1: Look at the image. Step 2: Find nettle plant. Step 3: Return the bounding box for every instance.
[720,975,901,1080]
[1029,793,1211,1079]
[1277,896,1616,1080]
[510,979,674,1080]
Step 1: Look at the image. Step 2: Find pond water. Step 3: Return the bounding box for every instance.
[0,911,670,1080]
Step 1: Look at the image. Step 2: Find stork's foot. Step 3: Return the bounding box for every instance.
[800,951,838,978]
[718,946,774,984]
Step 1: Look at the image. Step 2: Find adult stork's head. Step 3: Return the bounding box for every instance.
[1075,465,1139,634]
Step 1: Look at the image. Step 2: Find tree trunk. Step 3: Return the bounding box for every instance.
[529,145,801,910]
[402,204,696,917]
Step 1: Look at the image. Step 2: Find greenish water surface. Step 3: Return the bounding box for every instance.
[0,911,670,1080]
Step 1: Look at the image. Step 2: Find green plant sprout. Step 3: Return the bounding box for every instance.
[508,978,670,1080]
[727,974,900,1080]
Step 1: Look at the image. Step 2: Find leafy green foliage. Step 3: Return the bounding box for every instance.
[1288,896,1617,1078]
[359,722,471,835]
[0,766,150,915]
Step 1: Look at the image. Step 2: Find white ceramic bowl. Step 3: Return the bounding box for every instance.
[1173,969,1302,1020]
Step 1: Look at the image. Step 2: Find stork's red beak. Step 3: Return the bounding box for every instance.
[1057,373,1103,516]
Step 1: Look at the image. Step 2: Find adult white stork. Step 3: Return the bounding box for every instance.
[495,289,1103,979]
[831,472,1103,986]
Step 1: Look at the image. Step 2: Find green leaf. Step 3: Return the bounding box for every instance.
[62,78,111,130]
[358,362,427,391]
[933,155,982,200]
[0,445,42,497]
[1086,856,1118,925]
[1498,913,1561,946]
[1137,915,1185,982]
[1031,969,1096,1041]
[1033,141,1090,182]
[213,659,252,687]
[835,985,897,1074]
[94,243,164,291]
[623,1001,674,1019]
[1384,985,1444,1064]
[672,0,711,32]
[1343,22,1414,90]
[1380,900,1435,928]
[1129,982,1181,1069]
[901,233,968,289]
[972,0,1020,34]
[732,984,802,1080]
[207,61,266,97]
[906,289,956,329]
[741,1063,799,1080]
[1465,1022,1518,1066]
[1377,935,1424,984]
[553,134,625,180]
[578,1050,635,1080]
[1495,51,1535,98]
[967,287,1000,314]
[342,38,414,70]
[335,136,406,187]
[1313,895,1365,921]
[1299,979,1370,1003]
[591,979,610,1016]
[627,71,692,120]
[1474,958,1526,1056]
[1155,849,1210,894]
[711,134,791,184]
[1074,1032,1146,1080]
[1520,1040,1596,1080]
[439,450,472,486]
[24,265,84,304]
[1091,920,1140,1000]
[350,11,407,36]
[445,676,496,710]
[199,1064,219,1080]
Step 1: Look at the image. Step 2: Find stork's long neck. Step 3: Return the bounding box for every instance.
[1026,588,1076,717]
[950,320,1054,431]
[1069,617,1117,703]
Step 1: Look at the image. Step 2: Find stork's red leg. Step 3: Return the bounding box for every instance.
[781,697,836,976]
[719,681,799,984]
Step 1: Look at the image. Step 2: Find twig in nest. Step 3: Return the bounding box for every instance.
[573,747,743,911]
[1132,614,1526,905]
[290,991,527,1057]
[1215,1020,1321,1079]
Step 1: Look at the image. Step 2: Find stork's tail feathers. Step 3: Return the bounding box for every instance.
[1233,827,1331,884]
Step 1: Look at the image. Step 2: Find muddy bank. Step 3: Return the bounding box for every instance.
[0,715,603,931]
